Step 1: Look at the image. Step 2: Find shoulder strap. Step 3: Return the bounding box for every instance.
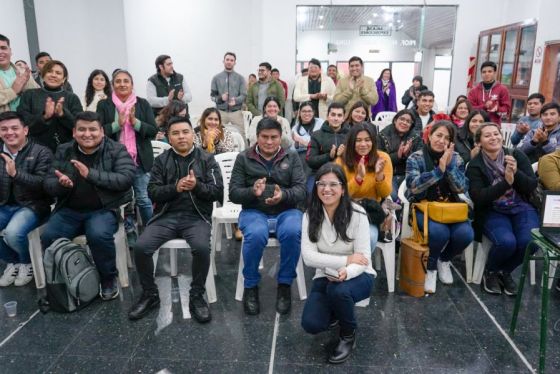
[411,203,429,245]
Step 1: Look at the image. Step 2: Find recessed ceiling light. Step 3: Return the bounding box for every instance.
[367,20,372,25]
[397,19,402,23]
[373,13,378,17]
[388,22,393,27]
[319,15,323,20]
[384,13,392,21]
[319,25,324,29]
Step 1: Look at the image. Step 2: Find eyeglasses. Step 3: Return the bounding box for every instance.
[397,117,412,124]
[316,181,343,189]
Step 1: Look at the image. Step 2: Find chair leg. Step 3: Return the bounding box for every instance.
[212,220,222,253]
[259,257,264,270]
[170,248,178,277]
[225,223,233,240]
[472,240,490,285]
[153,249,159,276]
[235,244,245,301]
[211,246,217,276]
[548,260,558,289]
[464,242,474,283]
[396,247,402,281]
[530,259,536,286]
[115,223,129,288]
[28,228,46,289]
[374,248,382,270]
[205,268,218,303]
[381,244,396,293]
[295,256,307,300]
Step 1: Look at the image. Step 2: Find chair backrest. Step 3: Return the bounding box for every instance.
[397,180,412,239]
[242,110,253,135]
[230,131,246,152]
[501,122,516,148]
[214,151,239,205]
[373,120,392,133]
[151,140,172,158]
[374,111,397,123]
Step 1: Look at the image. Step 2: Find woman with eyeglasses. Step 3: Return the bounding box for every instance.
[301,163,375,364]
[291,101,324,176]
[248,96,292,148]
[377,109,422,200]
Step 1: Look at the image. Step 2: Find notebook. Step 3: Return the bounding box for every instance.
[540,191,560,248]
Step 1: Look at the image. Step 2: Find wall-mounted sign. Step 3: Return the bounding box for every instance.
[359,25,391,36]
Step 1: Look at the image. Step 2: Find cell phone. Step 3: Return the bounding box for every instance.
[173,84,182,99]
[325,267,339,278]
[262,184,275,199]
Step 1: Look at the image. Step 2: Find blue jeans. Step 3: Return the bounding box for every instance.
[483,208,539,273]
[301,273,374,335]
[238,209,302,288]
[391,174,405,202]
[41,208,118,281]
[415,211,474,271]
[126,168,153,230]
[0,205,40,264]
[369,224,379,255]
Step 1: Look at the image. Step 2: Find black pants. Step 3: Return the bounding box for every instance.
[134,212,211,296]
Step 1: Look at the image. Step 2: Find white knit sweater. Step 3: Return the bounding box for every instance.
[301,202,376,280]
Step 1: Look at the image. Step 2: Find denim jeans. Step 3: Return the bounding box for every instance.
[0,205,40,264]
[301,273,374,335]
[369,224,379,256]
[238,208,302,288]
[391,174,405,202]
[41,208,118,281]
[415,211,474,271]
[125,168,153,230]
[483,208,540,273]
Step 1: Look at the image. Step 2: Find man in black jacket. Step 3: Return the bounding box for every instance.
[128,117,223,323]
[0,111,52,287]
[41,111,135,300]
[230,118,306,316]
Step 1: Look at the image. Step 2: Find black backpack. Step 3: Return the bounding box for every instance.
[42,238,100,312]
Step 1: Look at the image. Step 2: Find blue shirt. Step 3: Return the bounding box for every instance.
[511,115,542,146]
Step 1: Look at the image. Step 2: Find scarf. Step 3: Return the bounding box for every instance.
[112,92,138,165]
[481,149,518,210]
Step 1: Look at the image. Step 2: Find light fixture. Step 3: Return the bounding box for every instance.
[319,15,323,20]
[388,22,393,27]
[383,13,392,22]
[373,12,378,17]
[319,25,324,29]
[414,51,423,62]
[367,20,372,25]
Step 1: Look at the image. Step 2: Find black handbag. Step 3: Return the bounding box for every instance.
[357,198,387,226]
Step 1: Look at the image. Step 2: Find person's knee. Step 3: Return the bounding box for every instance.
[86,224,116,248]
[327,283,352,302]
[190,243,210,259]
[2,227,28,248]
[242,222,268,243]
[277,222,301,240]
[301,316,325,335]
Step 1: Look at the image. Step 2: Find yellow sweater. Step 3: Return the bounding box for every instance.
[336,151,393,201]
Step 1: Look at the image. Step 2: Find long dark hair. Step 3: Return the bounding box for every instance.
[377,68,393,82]
[307,163,357,243]
[458,109,490,140]
[344,100,371,125]
[85,69,111,107]
[199,107,224,142]
[295,101,316,135]
[343,123,379,172]
[156,99,189,128]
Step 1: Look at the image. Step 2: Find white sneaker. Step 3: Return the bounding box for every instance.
[0,263,19,287]
[437,260,454,285]
[14,264,33,286]
[424,270,437,293]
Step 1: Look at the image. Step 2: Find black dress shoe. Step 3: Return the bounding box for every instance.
[243,287,260,315]
[482,272,502,295]
[276,284,291,315]
[128,292,160,320]
[329,330,356,364]
[189,294,212,323]
[499,272,518,296]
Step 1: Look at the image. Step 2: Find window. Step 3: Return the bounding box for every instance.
[433,55,452,110]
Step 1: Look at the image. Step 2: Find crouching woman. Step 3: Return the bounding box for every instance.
[300,163,375,364]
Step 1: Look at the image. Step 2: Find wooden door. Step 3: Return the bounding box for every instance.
[539,42,560,102]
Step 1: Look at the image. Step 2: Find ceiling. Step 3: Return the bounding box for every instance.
[297,5,457,49]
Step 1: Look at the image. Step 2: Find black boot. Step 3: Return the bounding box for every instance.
[276,284,291,315]
[243,286,260,315]
[189,293,212,323]
[329,330,356,364]
[128,291,160,320]
[499,272,518,296]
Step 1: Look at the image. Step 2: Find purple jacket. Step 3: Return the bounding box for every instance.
[371,80,397,119]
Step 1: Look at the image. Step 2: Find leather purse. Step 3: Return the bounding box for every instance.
[413,201,468,224]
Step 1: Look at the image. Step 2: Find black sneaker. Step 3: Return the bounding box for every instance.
[382,232,393,243]
[100,277,119,300]
[243,287,260,315]
[482,272,502,295]
[276,284,291,315]
[189,293,212,323]
[499,272,518,296]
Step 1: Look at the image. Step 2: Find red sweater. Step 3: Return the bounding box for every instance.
[467,81,511,124]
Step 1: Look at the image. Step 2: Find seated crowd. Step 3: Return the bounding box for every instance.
[2,31,560,364]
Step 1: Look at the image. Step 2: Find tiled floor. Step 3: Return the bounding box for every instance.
[0,236,559,373]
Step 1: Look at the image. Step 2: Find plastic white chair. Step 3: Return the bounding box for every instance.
[501,123,516,149]
[153,239,217,304]
[242,111,253,139]
[152,140,172,157]
[372,197,398,293]
[211,152,241,259]
[396,181,474,283]
[374,111,397,124]
[234,237,307,302]
[230,131,246,152]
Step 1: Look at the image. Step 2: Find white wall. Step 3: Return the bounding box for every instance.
[2,0,31,64]
[34,0,128,101]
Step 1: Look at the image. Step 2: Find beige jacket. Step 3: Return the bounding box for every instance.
[539,148,560,191]
[293,73,336,120]
[333,75,378,115]
[0,63,39,113]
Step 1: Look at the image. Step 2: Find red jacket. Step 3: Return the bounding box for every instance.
[467,81,511,124]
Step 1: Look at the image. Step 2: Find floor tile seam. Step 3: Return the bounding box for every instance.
[0,309,40,350]
[450,263,536,374]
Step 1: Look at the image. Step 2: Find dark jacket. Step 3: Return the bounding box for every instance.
[230,146,306,215]
[466,148,537,241]
[17,88,83,152]
[43,138,135,212]
[148,72,184,115]
[455,126,475,164]
[401,84,428,107]
[0,140,53,219]
[377,123,422,176]
[96,97,158,172]
[147,146,223,224]
[412,109,435,133]
[306,122,350,172]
